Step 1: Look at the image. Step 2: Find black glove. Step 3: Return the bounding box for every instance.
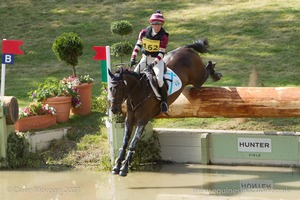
[148,62,155,69]
[130,58,136,67]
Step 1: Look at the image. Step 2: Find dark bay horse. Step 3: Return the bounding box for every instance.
[108,39,222,176]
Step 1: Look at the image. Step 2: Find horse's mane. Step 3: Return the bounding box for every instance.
[114,67,140,80]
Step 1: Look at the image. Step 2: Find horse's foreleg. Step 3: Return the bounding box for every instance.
[112,117,134,175]
[119,124,146,177]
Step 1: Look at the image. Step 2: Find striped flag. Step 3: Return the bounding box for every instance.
[93,46,109,82]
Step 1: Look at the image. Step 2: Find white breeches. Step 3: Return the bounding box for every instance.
[134,54,164,87]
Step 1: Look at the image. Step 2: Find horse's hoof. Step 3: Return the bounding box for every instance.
[112,166,120,175]
[119,170,128,176]
[119,170,128,177]
[210,72,223,81]
[119,171,127,177]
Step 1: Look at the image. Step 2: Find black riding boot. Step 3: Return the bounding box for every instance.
[159,84,168,113]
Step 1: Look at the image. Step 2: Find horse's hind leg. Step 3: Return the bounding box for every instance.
[206,61,223,81]
[112,117,134,174]
[119,123,146,177]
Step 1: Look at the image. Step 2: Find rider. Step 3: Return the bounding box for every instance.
[130,10,169,113]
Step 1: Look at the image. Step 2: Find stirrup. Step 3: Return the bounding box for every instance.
[161,102,168,113]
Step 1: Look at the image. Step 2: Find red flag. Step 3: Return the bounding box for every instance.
[92,46,106,60]
[2,40,24,55]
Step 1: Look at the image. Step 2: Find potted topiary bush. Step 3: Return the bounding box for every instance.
[52,32,83,77]
[110,20,133,65]
[107,21,133,137]
[52,32,93,115]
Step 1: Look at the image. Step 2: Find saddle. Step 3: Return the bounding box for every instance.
[141,66,182,100]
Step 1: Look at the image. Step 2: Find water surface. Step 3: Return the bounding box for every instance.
[1,164,299,200]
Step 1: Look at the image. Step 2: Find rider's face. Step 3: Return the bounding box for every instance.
[152,24,162,33]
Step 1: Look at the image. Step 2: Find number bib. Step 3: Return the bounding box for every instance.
[142,38,160,52]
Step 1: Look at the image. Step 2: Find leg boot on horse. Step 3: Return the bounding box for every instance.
[119,150,134,176]
[112,148,126,174]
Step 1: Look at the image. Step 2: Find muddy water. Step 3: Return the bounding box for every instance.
[1,164,300,200]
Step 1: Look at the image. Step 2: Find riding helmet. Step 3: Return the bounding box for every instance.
[149,10,165,25]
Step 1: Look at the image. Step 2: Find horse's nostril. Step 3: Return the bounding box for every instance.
[111,108,117,114]
[111,107,120,114]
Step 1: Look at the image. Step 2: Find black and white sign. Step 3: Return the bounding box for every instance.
[238,138,272,153]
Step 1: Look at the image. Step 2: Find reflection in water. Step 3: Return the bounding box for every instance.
[1,164,299,200]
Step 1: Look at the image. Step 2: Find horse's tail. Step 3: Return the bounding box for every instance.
[184,39,209,53]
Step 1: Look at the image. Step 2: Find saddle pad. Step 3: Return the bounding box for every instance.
[148,67,182,100]
[164,68,182,96]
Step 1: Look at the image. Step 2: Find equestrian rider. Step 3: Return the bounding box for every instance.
[130,10,169,113]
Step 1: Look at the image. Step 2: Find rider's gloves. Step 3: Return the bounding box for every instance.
[130,58,136,68]
[148,62,155,69]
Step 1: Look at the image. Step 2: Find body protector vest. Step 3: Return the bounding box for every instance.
[142,26,169,57]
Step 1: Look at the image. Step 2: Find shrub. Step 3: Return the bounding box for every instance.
[52,32,83,77]
[110,20,134,64]
[29,78,81,108]
[110,20,133,36]
[110,41,133,58]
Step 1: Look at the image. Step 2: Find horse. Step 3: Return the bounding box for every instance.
[108,39,222,176]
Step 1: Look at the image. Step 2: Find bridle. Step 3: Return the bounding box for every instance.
[110,71,152,112]
[110,79,128,112]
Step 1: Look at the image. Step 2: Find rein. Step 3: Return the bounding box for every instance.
[110,69,156,112]
[126,74,152,112]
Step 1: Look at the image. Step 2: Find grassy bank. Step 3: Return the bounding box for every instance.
[1,0,300,169]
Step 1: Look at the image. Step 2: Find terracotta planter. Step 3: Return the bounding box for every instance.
[71,83,93,116]
[43,96,72,123]
[14,115,56,132]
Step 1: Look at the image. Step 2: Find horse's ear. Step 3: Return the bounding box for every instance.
[108,69,114,78]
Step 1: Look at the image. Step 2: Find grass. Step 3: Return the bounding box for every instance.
[1,0,299,102]
[1,0,300,169]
